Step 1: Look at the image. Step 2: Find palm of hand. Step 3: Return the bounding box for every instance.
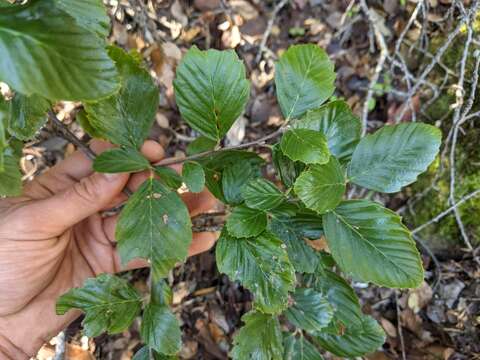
[0,141,217,358]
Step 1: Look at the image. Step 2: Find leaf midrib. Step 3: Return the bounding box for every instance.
[331,210,411,279]
[82,297,140,310]
[285,50,316,120]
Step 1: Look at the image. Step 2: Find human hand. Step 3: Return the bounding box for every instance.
[0,140,218,359]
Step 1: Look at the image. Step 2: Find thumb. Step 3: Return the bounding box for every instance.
[33,172,129,233]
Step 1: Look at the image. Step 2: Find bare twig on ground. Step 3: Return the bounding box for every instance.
[392,1,423,58]
[413,234,442,291]
[394,6,472,121]
[411,189,480,235]
[447,1,479,253]
[359,0,389,136]
[255,0,289,64]
[395,291,407,360]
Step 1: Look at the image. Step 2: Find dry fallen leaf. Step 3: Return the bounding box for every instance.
[222,25,242,48]
[306,236,329,252]
[194,0,221,11]
[156,112,170,129]
[173,281,190,305]
[179,340,198,359]
[230,0,259,21]
[66,343,95,360]
[171,0,188,27]
[226,116,247,146]
[400,308,423,335]
[407,281,433,313]
[380,317,397,338]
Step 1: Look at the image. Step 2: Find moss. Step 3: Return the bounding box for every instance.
[407,32,480,249]
[406,124,480,250]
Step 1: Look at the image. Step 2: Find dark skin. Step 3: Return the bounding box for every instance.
[0,140,218,359]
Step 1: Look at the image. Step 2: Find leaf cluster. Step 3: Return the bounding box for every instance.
[0,2,442,358]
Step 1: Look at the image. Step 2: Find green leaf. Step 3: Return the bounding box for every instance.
[268,207,319,274]
[272,143,305,188]
[56,0,110,37]
[174,46,250,141]
[116,178,192,279]
[136,280,180,356]
[242,178,284,211]
[347,123,442,193]
[56,274,142,337]
[0,152,22,196]
[222,160,261,205]
[150,280,173,306]
[93,147,150,173]
[323,200,423,288]
[285,288,334,332]
[281,129,330,165]
[0,0,119,101]
[186,136,217,155]
[226,205,267,238]
[294,100,361,162]
[275,44,335,119]
[0,1,15,8]
[197,150,264,201]
[269,203,324,240]
[182,161,205,193]
[5,136,23,158]
[0,97,7,171]
[216,230,295,313]
[132,347,178,360]
[7,92,49,140]
[85,46,159,149]
[289,208,324,239]
[154,166,183,189]
[283,334,324,360]
[231,311,283,360]
[141,305,181,355]
[76,109,104,139]
[294,157,345,214]
[310,269,363,328]
[312,315,385,358]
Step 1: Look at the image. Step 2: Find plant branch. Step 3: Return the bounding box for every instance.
[154,126,285,167]
[255,0,289,64]
[48,110,97,160]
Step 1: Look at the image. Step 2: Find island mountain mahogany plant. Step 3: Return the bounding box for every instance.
[0,1,441,358]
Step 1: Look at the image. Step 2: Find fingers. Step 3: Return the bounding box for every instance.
[31,172,129,234]
[140,140,165,162]
[182,191,219,217]
[116,231,219,272]
[187,231,218,257]
[28,140,164,197]
[103,141,166,208]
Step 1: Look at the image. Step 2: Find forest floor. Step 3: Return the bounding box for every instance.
[29,0,480,359]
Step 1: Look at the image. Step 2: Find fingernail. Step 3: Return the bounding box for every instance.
[103,173,123,182]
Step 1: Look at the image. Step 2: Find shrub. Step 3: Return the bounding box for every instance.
[0,1,441,358]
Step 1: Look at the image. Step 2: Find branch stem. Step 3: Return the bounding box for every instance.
[47,110,97,160]
[153,126,285,167]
